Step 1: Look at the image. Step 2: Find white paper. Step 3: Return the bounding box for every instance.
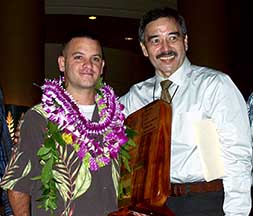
[193,120,224,182]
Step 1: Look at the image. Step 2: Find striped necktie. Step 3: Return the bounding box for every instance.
[160,80,172,103]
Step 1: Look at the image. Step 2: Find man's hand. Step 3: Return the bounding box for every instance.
[8,189,30,216]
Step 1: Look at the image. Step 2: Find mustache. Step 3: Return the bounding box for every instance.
[156,51,177,59]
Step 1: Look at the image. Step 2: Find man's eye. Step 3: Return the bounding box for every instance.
[169,35,179,42]
[150,38,160,44]
[92,56,102,62]
[73,55,82,60]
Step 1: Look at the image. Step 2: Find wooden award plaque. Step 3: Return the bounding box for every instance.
[109,100,174,216]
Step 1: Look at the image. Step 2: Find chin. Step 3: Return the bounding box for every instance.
[159,69,174,77]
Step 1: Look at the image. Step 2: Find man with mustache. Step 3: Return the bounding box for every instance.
[120,7,252,215]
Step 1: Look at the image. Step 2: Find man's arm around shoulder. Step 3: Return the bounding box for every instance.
[8,189,30,216]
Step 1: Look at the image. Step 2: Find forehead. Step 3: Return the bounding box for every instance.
[144,17,180,36]
[64,37,102,55]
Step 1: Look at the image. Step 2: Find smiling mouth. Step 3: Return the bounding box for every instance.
[81,72,93,75]
[80,69,94,76]
[159,55,175,61]
[156,51,177,60]
[79,73,93,78]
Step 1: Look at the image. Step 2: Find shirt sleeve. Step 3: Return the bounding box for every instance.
[207,75,252,215]
[0,109,47,195]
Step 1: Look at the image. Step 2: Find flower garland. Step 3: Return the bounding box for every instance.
[41,76,128,170]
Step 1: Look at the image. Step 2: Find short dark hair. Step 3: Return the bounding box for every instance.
[138,7,187,43]
[61,29,104,58]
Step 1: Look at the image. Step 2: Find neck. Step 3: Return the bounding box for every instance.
[67,88,96,105]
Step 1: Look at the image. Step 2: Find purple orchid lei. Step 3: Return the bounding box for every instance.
[41,77,128,171]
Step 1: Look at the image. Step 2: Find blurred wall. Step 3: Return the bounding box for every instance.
[1,0,44,107]
[178,0,252,98]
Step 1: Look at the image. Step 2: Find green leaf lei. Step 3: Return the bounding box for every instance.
[32,122,65,214]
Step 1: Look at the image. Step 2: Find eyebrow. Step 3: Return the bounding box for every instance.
[71,52,102,58]
[169,31,180,36]
[147,31,181,42]
[93,54,103,58]
[72,51,84,56]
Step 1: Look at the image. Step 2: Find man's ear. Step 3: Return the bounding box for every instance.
[184,35,189,51]
[58,56,65,72]
[140,42,148,57]
[100,60,105,76]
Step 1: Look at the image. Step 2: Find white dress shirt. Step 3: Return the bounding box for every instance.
[120,57,252,215]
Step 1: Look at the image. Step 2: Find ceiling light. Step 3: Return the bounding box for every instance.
[124,37,133,41]
[88,16,97,20]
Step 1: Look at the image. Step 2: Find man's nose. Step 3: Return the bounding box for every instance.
[82,59,92,68]
[160,40,171,52]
